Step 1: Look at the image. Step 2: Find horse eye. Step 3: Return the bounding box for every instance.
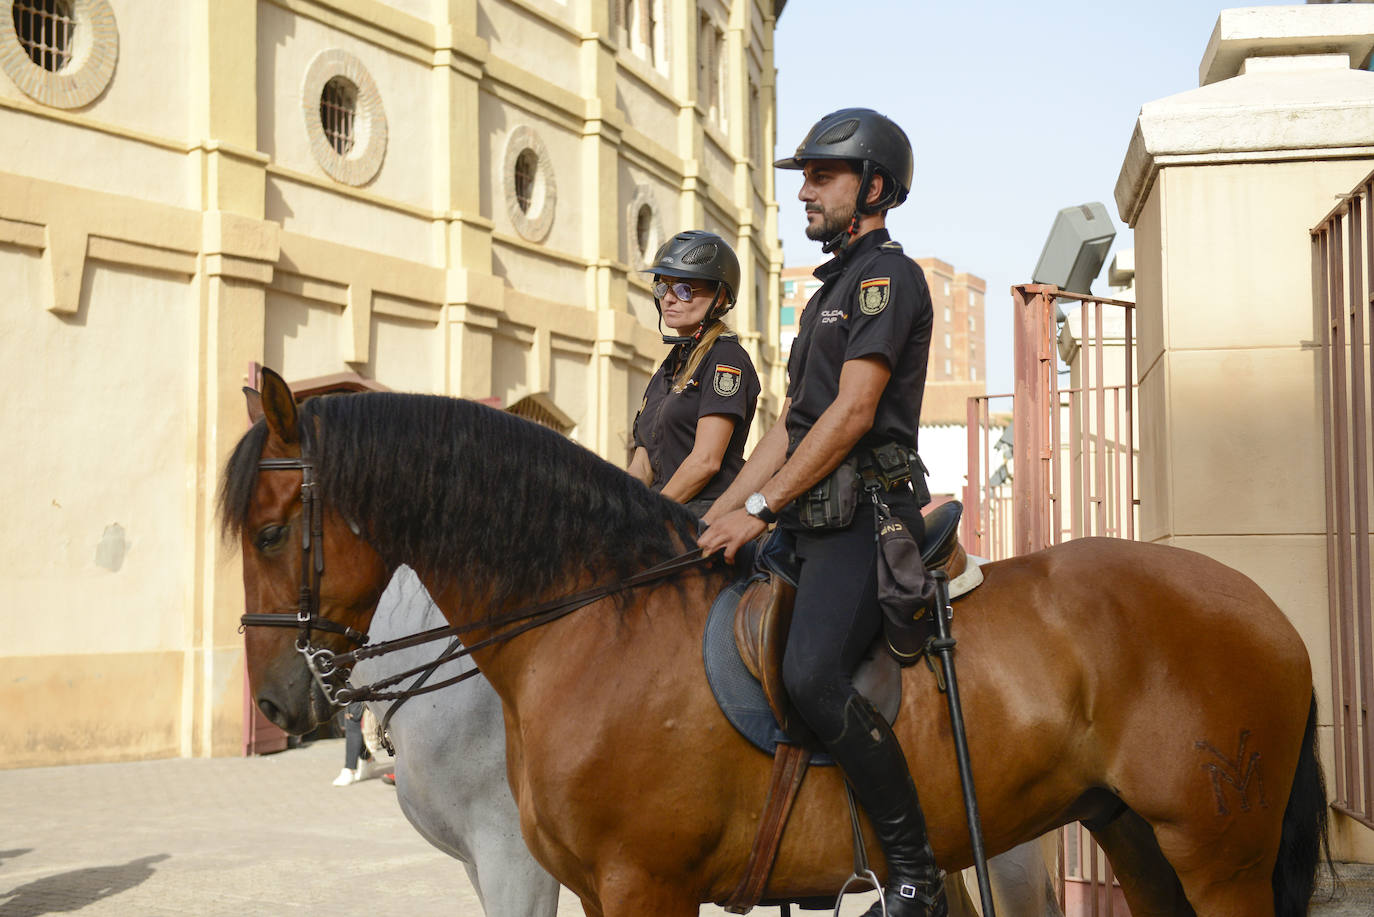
[255,525,287,552]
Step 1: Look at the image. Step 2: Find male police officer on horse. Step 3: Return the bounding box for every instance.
[700,108,943,916]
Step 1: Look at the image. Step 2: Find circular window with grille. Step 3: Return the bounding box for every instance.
[503,126,556,242]
[625,185,662,269]
[0,0,118,108]
[301,50,387,187]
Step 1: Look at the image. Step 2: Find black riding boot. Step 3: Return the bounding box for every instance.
[828,694,947,917]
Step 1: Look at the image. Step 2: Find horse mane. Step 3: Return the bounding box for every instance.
[220,392,702,610]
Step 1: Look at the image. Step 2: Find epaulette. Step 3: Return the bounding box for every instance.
[720,330,739,339]
[879,241,904,253]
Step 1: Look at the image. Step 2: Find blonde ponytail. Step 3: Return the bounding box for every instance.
[673,320,731,393]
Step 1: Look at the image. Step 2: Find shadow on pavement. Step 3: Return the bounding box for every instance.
[0,854,169,917]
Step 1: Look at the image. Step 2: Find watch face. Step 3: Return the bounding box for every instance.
[747,493,765,515]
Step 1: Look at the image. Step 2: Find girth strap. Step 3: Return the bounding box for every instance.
[722,743,813,913]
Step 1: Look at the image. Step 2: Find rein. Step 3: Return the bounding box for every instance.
[239,437,713,711]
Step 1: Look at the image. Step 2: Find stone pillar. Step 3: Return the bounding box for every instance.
[1114,4,1374,860]
[434,0,496,398]
[187,0,278,756]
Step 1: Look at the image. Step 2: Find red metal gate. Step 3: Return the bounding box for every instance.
[965,283,1137,915]
[1312,166,1374,831]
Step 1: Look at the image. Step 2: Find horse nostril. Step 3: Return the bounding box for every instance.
[258,698,284,725]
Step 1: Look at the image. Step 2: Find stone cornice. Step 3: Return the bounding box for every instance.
[1200,5,1374,87]
[1115,68,1374,226]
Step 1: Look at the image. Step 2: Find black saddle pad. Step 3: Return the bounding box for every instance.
[701,579,814,760]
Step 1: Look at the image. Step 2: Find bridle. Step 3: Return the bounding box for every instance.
[239,424,370,707]
[238,425,714,724]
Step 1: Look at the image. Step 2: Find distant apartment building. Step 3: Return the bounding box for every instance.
[778,257,986,425]
[778,265,821,355]
[917,258,987,425]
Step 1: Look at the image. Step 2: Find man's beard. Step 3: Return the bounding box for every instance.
[805,203,854,241]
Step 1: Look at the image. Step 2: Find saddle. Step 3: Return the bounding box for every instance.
[716,500,981,912]
[734,499,971,746]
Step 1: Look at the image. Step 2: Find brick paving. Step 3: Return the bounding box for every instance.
[0,739,1368,916]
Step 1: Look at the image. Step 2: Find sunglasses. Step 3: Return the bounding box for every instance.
[653,280,712,301]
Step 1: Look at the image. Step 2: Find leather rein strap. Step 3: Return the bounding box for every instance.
[239,441,712,708]
[333,548,711,704]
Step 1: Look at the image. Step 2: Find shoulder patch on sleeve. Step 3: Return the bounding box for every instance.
[858,276,891,315]
[712,364,742,396]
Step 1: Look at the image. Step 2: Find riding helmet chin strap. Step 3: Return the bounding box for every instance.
[822,161,883,255]
[821,210,862,255]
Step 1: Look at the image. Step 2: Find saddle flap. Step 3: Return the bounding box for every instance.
[732,573,806,739]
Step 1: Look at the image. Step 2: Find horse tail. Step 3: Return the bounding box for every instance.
[1272,692,1333,917]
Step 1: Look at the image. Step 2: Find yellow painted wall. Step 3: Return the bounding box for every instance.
[0,0,784,766]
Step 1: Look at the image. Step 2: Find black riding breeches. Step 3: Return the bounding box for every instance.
[781,485,924,746]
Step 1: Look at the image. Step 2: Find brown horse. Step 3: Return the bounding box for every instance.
[224,370,1327,917]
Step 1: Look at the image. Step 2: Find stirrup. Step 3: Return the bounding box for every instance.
[835,868,885,917]
[835,782,883,916]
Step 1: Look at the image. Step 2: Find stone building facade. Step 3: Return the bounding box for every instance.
[0,0,784,765]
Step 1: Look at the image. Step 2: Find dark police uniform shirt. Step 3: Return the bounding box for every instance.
[633,331,761,504]
[785,228,932,456]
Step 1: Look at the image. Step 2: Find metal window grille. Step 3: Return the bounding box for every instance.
[13,0,75,72]
[319,77,357,156]
[636,204,652,258]
[514,149,537,214]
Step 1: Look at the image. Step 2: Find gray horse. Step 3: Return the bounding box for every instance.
[357,567,1060,917]
[354,567,561,916]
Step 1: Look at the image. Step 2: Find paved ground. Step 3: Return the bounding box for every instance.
[0,739,1369,916]
[0,739,868,916]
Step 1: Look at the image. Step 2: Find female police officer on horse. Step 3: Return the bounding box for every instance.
[629,231,760,517]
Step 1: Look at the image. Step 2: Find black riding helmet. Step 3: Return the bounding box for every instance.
[646,231,741,344]
[776,108,913,252]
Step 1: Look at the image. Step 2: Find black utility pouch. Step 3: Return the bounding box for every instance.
[873,490,937,665]
[867,442,913,490]
[797,456,861,530]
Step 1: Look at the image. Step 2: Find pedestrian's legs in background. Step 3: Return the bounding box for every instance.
[333,703,370,786]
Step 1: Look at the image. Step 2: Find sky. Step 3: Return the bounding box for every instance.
[771,0,1300,397]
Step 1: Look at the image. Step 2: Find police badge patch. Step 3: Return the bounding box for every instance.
[859,277,891,315]
[713,364,742,396]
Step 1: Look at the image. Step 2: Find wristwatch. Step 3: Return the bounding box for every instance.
[745,492,777,524]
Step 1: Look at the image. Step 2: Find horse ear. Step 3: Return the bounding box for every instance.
[258,367,300,445]
[243,387,265,424]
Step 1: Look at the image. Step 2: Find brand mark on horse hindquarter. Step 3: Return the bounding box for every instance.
[1195,729,1267,816]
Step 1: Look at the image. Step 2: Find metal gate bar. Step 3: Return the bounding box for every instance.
[1313,166,1374,830]
[972,284,1137,914]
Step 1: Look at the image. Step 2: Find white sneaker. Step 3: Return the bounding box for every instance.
[331,767,357,786]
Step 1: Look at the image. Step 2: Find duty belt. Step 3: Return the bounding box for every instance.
[856,443,930,505]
